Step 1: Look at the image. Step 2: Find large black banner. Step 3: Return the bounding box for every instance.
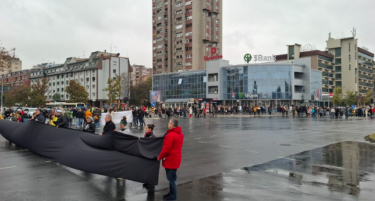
[0,120,163,185]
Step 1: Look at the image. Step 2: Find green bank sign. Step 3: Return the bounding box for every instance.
[244,53,252,63]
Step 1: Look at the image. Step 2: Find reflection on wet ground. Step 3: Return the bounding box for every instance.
[136,141,375,201]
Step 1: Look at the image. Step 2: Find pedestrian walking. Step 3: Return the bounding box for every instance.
[158,118,184,201]
[76,109,84,129]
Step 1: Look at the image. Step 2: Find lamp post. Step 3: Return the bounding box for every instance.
[1,76,3,115]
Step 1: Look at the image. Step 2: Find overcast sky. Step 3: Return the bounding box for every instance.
[0,0,374,69]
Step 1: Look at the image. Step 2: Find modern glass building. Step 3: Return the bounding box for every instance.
[152,70,206,103]
[152,58,323,107]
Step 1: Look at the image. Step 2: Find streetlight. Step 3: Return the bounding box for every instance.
[1,76,3,115]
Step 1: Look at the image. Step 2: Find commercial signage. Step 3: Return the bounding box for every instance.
[150,91,161,103]
[244,93,258,99]
[329,93,333,97]
[204,47,223,61]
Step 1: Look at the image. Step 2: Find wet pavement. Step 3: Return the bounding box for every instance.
[1,116,375,201]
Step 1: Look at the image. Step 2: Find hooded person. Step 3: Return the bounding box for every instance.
[158,118,184,201]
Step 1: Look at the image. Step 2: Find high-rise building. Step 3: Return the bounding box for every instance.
[0,57,22,75]
[326,35,375,95]
[152,0,223,74]
[131,65,153,86]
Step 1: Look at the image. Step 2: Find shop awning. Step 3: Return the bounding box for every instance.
[165,98,192,103]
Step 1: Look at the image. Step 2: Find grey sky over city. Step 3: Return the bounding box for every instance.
[0,0,374,69]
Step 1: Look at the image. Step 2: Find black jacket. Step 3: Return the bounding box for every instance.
[103,120,116,135]
[145,131,155,138]
[33,114,46,124]
[76,111,84,118]
[55,115,68,128]
[83,122,96,134]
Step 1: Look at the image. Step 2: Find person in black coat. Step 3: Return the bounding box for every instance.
[83,116,96,134]
[55,110,69,128]
[100,115,115,135]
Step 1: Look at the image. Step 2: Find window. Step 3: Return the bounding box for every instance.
[61,88,64,92]
[92,85,95,89]
[86,78,90,82]
[186,16,192,20]
[176,25,182,29]
[113,69,116,74]
[186,32,192,36]
[176,55,183,59]
[176,10,182,14]
[176,2,182,7]
[81,78,83,82]
[176,62,182,66]
[186,54,192,58]
[92,93,95,96]
[92,77,95,82]
[185,1,192,5]
[86,85,89,89]
[176,32,183,37]
[176,48,182,52]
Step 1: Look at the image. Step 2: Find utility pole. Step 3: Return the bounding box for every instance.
[1,77,3,114]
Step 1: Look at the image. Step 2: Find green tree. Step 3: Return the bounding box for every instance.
[332,87,342,106]
[345,91,356,106]
[365,90,373,105]
[103,75,122,107]
[66,80,89,103]
[30,78,49,107]
[52,93,62,102]
[130,77,152,106]
[4,85,31,107]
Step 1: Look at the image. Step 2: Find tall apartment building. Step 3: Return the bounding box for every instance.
[131,65,153,86]
[152,0,222,74]
[276,33,375,99]
[0,57,22,75]
[326,36,375,95]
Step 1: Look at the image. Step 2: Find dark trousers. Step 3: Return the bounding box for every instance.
[166,168,177,200]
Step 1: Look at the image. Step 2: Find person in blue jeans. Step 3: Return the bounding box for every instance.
[76,109,84,129]
[158,118,184,201]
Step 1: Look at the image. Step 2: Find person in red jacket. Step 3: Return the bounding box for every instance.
[158,118,184,201]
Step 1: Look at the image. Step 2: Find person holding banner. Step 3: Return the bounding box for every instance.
[100,115,115,136]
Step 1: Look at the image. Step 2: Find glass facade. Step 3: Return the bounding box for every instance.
[152,70,206,101]
[221,65,293,100]
[318,55,333,62]
[358,52,374,61]
[311,70,323,97]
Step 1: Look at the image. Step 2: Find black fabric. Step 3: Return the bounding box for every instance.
[0,120,164,185]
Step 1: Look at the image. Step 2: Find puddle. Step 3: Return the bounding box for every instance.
[159,141,375,201]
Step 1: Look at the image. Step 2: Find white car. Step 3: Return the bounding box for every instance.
[25,108,38,117]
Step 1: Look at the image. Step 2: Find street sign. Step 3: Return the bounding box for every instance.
[151,102,155,107]
[351,105,355,109]
[329,93,333,97]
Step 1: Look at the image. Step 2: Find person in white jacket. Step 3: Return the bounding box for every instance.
[189,107,193,118]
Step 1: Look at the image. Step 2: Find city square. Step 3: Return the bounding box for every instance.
[1,116,374,201]
[1,0,375,200]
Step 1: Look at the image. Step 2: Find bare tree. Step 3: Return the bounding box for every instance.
[0,44,15,72]
[120,72,131,100]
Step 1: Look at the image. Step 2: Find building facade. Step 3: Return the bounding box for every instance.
[276,34,375,97]
[153,58,322,107]
[131,65,153,86]
[276,44,336,94]
[152,0,223,74]
[0,57,22,75]
[0,69,34,88]
[326,36,375,95]
[30,51,132,107]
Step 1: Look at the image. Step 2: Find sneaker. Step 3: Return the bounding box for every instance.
[163,194,170,199]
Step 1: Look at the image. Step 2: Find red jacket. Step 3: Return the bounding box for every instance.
[158,126,184,169]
